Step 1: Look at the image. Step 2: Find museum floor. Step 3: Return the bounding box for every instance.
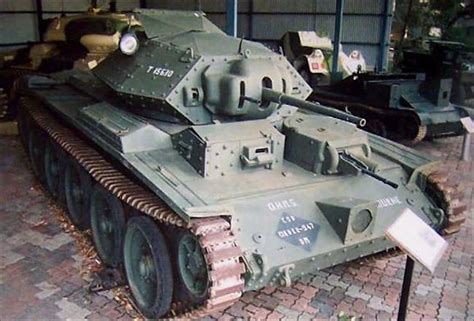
[0,134,472,321]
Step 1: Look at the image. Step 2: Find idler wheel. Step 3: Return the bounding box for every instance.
[399,114,426,144]
[90,186,125,267]
[44,140,64,200]
[64,159,92,230]
[172,230,209,305]
[412,125,427,144]
[27,125,46,184]
[123,216,173,319]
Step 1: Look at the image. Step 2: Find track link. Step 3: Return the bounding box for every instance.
[423,168,467,235]
[174,218,246,318]
[20,97,245,318]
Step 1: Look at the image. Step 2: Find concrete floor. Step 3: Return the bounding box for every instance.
[0,134,472,320]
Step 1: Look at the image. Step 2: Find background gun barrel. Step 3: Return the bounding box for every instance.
[262,88,366,127]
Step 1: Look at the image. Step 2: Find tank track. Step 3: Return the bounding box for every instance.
[20,97,245,318]
[422,168,467,235]
[409,125,427,145]
[176,218,246,318]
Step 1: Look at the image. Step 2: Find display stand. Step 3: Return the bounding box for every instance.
[386,209,449,321]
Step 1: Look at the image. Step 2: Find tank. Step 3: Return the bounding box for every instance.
[0,8,141,120]
[400,40,474,105]
[17,9,466,319]
[310,72,470,143]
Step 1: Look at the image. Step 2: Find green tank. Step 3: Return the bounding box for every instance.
[17,9,466,319]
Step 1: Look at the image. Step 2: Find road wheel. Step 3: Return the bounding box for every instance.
[27,125,46,183]
[90,186,125,267]
[17,100,30,148]
[44,140,63,199]
[123,216,173,318]
[171,229,209,306]
[0,87,8,119]
[64,159,92,230]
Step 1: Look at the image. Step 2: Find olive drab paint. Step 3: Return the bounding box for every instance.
[23,9,455,294]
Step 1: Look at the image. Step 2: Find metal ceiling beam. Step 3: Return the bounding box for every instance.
[35,0,43,42]
[378,0,392,72]
[226,0,238,37]
[331,0,344,82]
[109,1,117,12]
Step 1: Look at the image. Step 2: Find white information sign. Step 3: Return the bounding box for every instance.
[385,208,448,273]
[460,117,474,134]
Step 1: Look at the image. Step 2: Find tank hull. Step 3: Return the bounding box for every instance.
[21,73,465,294]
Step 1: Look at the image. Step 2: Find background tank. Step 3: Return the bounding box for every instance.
[17,9,466,319]
[0,7,141,120]
[400,40,474,105]
[310,72,470,143]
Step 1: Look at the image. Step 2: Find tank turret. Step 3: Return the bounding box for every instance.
[94,9,361,125]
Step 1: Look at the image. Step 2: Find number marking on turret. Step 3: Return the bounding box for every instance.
[146,65,175,78]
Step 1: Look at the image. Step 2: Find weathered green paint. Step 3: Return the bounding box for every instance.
[24,9,448,292]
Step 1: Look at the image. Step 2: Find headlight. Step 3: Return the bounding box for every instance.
[119,33,139,56]
[351,209,373,233]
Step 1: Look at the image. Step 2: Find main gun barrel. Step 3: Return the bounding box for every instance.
[262,88,366,127]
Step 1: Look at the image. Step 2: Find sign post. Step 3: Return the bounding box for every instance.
[397,256,415,321]
[385,208,449,321]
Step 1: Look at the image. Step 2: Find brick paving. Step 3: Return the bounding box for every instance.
[0,134,472,320]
